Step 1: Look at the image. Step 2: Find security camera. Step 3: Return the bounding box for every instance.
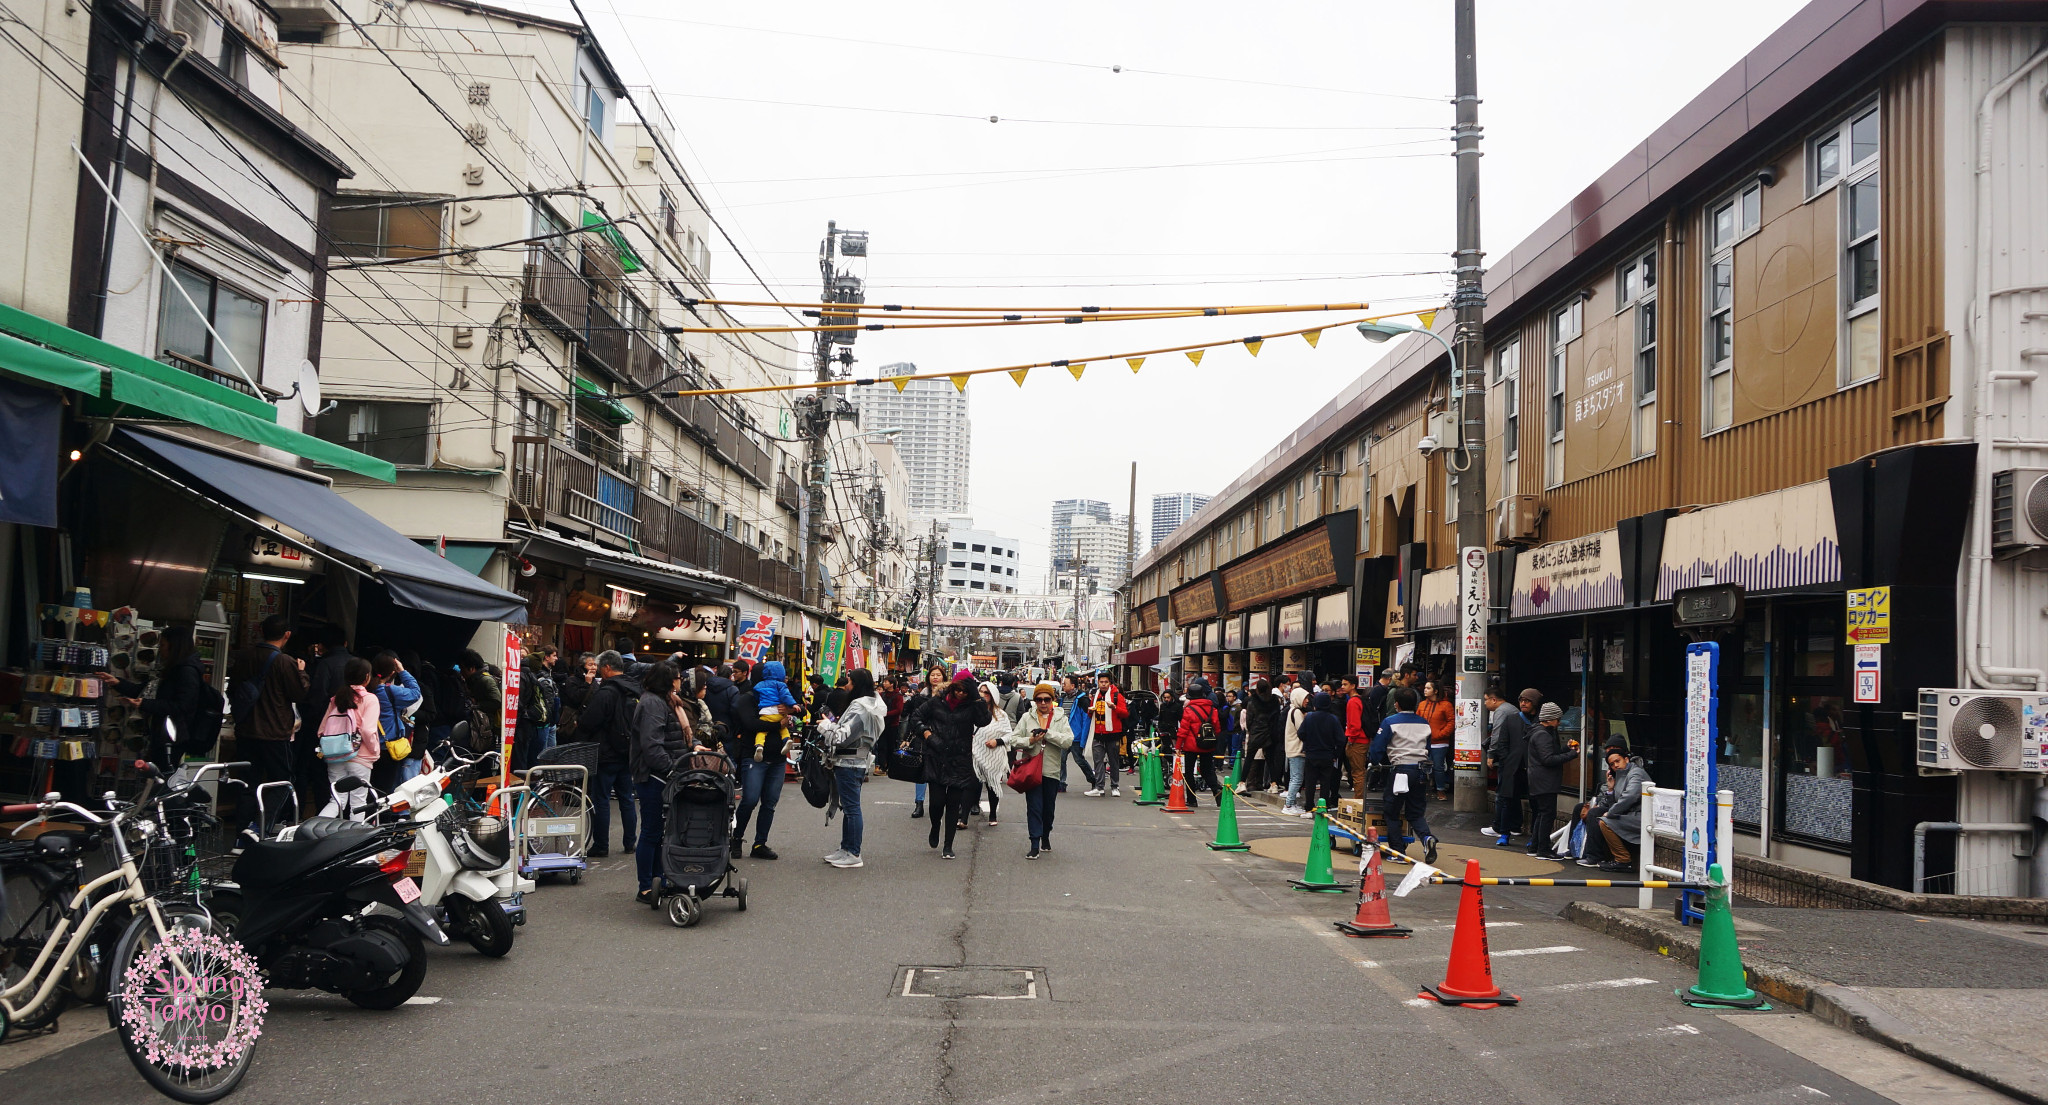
[1418,434,1441,454]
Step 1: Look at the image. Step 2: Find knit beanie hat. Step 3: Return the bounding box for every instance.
[1537,701,1563,722]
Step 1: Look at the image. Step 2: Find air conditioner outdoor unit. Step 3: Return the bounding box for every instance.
[1990,467,2048,550]
[1916,688,2048,772]
[1494,495,1540,546]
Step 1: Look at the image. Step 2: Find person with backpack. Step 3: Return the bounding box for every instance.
[826,668,886,869]
[315,657,382,820]
[730,662,795,860]
[223,614,308,843]
[368,651,421,793]
[512,650,558,770]
[573,651,643,858]
[1174,677,1223,808]
[1370,685,1441,865]
[1237,678,1279,795]
[1281,685,1310,816]
[106,625,219,773]
[458,649,502,753]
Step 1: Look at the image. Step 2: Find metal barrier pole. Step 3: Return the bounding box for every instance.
[1638,781,1655,910]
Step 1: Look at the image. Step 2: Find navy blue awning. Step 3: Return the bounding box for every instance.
[116,428,527,622]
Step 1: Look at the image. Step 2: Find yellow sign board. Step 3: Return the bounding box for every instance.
[1354,647,1383,666]
[1846,586,1890,644]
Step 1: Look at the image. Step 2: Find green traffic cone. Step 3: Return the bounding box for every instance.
[1134,748,1165,805]
[1226,751,1243,788]
[1207,777,1250,851]
[1679,863,1771,1009]
[1289,801,1354,892]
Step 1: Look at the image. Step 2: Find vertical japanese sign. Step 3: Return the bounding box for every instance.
[1683,641,1718,884]
[735,613,777,663]
[500,627,521,790]
[844,616,863,673]
[818,626,846,686]
[1459,546,1488,673]
[1845,586,1890,643]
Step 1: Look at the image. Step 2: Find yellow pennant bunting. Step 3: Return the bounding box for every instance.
[891,375,910,392]
[1303,329,1321,348]
[950,374,969,392]
[1244,339,1264,357]
[1127,357,1145,373]
[1009,368,1029,387]
[1067,362,1086,381]
[1416,309,1438,330]
[1185,349,1204,366]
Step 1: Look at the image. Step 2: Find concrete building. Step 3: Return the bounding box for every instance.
[1149,492,1212,548]
[847,362,970,524]
[1054,513,1130,594]
[1121,0,2048,899]
[1050,498,1113,570]
[943,518,1022,594]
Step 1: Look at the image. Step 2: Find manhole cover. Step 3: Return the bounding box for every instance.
[893,965,1046,1000]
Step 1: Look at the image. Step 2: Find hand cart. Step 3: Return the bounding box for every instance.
[514,741,596,883]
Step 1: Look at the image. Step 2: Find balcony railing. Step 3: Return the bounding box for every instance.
[776,473,800,512]
[583,300,630,379]
[523,249,588,335]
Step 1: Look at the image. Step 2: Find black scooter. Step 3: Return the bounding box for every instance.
[206,779,449,1009]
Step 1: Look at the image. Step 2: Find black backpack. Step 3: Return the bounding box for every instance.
[179,682,226,760]
[1193,701,1219,752]
[797,724,833,809]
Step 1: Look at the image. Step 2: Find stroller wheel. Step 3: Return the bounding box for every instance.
[666,895,693,928]
[734,876,749,912]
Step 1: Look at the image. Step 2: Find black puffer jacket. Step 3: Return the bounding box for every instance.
[912,681,990,789]
[574,671,644,767]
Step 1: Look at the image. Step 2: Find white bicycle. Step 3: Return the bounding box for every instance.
[1,760,255,1101]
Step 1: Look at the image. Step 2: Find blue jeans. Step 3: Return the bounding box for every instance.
[734,757,784,846]
[835,766,864,856]
[915,782,927,802]
[633,778,665,891]
[592,762,637,854]
[1025,778,1065,844]
[1429,746,1451,793]
[398,757,423,783]
[1284,755,1306,807]
[538,724,558,756]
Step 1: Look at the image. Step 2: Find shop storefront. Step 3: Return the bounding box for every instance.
[509,522,734,665]
[1214,510,1358,686]
[1411,567,1458,678]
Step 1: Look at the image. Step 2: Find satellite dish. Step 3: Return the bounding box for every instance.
[294,359,324,419]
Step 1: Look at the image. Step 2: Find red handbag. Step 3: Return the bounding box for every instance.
[1005,751,1044,792]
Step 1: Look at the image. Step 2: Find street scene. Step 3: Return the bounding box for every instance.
[3,0,2048,1102]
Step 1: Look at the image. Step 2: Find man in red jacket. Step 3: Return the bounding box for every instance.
[1083,674,1130,797]
[1340,674,1372,798]
[1175,678,1223,807]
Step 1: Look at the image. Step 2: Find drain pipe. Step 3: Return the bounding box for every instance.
[1964,40,2048,692]
[2035,783,2048,898]
[1913,821,2036,894]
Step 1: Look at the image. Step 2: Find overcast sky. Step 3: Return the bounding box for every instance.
[508,0,1808,589]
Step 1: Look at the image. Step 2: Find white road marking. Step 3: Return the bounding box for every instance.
[1537,977,1659,993]
[404,996,442,1005]
[1491,945,1580,958]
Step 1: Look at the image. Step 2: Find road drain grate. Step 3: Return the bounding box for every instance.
[893,965,1046,1000]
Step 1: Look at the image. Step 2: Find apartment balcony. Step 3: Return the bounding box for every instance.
[581,301,630,381]
[522,249,588,336]
[776,472,800,512]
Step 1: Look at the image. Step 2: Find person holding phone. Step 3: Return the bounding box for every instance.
[1008,681,1075,859]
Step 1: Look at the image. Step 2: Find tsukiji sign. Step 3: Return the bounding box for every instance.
[1169,574,1225,625]
[1511,529,1622,618]
[1222,517,1352,612]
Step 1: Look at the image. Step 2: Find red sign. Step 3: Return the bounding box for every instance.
[500,628,520,789]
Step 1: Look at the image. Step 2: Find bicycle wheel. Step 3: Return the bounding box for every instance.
[107,906,255,1103]
[1,867,71,1034]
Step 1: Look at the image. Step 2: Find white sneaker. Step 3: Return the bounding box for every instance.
[1297,809,1316,819]
[828,852,864,868]
[1084,788,1104,797]
[1111,787,1121,797]
[1480,826,1497,837]
[1281,805,1302,817]
[823,849,849,864]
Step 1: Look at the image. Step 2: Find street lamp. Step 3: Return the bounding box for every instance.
[1360,320,1463,454]
[1357,320,1454,361]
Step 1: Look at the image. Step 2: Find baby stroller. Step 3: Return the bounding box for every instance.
[652,750,748,927]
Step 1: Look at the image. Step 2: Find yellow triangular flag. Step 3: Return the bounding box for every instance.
[1127,357,1145,373]
[891,375,910,392]
[1067,363,1086,381]
[1008,368,1029,387]
[1417,309,1438,330]
[1185,349,1204,366]
[1303,329,1321,348]
[950,374,969,392]
[1244,339,1263,357]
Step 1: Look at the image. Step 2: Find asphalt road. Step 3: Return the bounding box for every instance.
[0,778,2017,1105]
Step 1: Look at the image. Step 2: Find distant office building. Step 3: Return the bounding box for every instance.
[1050,498,1114,570]
[1150,492,1212,548]
[847,362,970,523]
[942,517,1023,594]
[1055,513,1129,592]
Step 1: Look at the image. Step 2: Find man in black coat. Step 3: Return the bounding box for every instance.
[729,663,790,860]
[1484,688,1541,847]
[573,651,641,857]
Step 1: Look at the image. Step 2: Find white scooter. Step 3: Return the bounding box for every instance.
[366,749,533,957]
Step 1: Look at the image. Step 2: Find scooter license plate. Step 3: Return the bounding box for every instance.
[392,875,422,903]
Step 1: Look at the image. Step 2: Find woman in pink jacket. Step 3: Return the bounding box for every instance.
[317,657,382,819]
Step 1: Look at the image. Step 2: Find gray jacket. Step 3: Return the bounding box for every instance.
[1525,722,1576,796]
[1598,757,1651,840]
[834,695,884,771]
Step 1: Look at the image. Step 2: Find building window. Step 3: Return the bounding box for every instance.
[331,196,445,259]
[1546,300,1579,487]
[517,391,558,438]
[950,560,965,568]
[1494,342,1520,496]
[971,580,985,590]
[952,541,965,550]
[949,578,966,588]
[971,544,985,552]
[1816,103,1882,388]
[1492,336,1518,385]
[157,263,266,387]
[971,562,985,571]
[1618,246,1658,458]
[1703,182,1760,433]
[312,400,432,466]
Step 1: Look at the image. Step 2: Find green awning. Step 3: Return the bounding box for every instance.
[573,377,634,426]
[0,301,395,483]
[582,210,643,274]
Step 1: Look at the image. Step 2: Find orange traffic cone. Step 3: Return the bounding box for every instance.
[1334,825,1411,938]
[1161,752,1195,813]
[1418,859,1519,1008]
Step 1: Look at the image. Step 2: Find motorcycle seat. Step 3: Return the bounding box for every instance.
[294,816,360,841]
[232,825,378,889]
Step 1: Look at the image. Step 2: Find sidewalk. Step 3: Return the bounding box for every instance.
[1568,897,2048,1104]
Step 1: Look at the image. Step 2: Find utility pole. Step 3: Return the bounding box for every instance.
[921,519,942,667]
[1451,0,1490,815]
[801,220,866,609]
[1125,462,1138,587]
